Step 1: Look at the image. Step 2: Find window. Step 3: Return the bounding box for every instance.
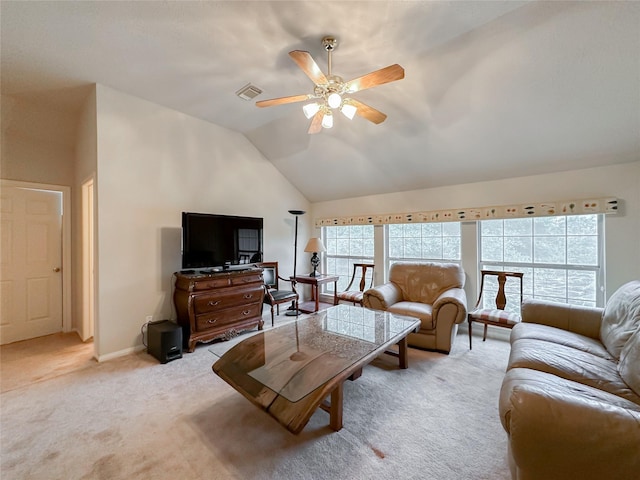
[238,228,260,263]
[388,222,461,265]
[323,225,375,294]
[479,214,604,307]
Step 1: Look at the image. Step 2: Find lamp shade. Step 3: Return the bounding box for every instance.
[321,112,333,129]
[304,237,326,253]
[302,103,320,119]
[340,102,357,120]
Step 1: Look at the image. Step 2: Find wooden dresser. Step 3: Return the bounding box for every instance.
[173,268,265,352]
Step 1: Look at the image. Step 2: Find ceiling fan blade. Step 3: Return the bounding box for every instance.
[289,50,328,85]
[256,94,312,108]
[349,99,387,124]
[345,64,405,93]
[307,110,324,134]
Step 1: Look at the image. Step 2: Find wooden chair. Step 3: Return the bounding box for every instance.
[335,263,375,306]
[258,262,298,326]
[468,270,524,349]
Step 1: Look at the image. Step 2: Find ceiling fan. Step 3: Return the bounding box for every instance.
[256,36,405,134]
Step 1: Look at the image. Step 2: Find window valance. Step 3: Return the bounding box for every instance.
[315,197,618,227]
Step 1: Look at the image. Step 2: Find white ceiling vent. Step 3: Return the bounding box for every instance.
[236,83,262,101]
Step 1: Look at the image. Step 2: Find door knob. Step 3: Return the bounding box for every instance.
[53,267,61,272]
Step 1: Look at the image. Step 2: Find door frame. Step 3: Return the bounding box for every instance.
[81,176,95,341]
[1,179,72,334]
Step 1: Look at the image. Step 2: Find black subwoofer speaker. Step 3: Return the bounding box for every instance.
[147,320,183,364]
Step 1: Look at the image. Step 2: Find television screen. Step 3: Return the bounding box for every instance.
[181,212,263,269]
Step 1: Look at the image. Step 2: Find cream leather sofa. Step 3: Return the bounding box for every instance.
[363,262,467,353]
[499,280,640,480]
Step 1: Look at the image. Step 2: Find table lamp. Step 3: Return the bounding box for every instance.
[304,237,326,277]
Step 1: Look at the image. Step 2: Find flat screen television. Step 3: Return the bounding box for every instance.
[181,212,263,270]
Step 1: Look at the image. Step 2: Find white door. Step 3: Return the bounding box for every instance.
[1,186,63,344]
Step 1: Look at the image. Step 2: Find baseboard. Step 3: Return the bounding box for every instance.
[96,344,146,363]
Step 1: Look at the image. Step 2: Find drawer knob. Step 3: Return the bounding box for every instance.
[207,319,218,324]
[242,310,251,316]
[208,300,221,306]
[243,293,253,299]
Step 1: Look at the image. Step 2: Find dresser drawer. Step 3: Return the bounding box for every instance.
[195,303,263,332]
[193,286,263,314]
[231,273,263,286]
[190,277,232,291]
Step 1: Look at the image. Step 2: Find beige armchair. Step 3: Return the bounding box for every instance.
[363,262,467,353]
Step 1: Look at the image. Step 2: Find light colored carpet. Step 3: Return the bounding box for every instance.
[0,317,512,480]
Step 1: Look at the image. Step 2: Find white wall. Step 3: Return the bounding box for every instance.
[311,162,640,299]
[0,95,76,184]
[1,93,79,334]
[74,87,98,338]
[93,85,309,359]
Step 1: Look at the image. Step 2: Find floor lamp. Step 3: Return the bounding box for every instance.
[286,209,305,316]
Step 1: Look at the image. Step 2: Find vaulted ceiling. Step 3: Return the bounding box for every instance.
[2,1,639,202]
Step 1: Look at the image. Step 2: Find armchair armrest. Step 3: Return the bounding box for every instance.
[433,287,467,325]
[521,298,603,339]
[363,283,403,311]
[500,378,640,479]
[279,275,298,292]
[264,276,298,304]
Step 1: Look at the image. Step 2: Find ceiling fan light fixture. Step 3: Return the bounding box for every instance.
[327,92,342,109]
[303,102,320,119]
[321,111,333,129]
[255,36,404,134]
[340,102,357,120]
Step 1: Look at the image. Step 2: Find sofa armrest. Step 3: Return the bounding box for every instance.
[363,283,402,311]
[521,298,603,339]
[433,287,467,325]
[500,379,640,479]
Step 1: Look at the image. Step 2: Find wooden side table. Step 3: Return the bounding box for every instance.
[292,274,339,313]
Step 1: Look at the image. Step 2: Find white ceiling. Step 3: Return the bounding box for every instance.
[2,1,639,202]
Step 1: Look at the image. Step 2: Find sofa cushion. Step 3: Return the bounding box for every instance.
[521,298,603,339]
[600,280,640,359]
[499,368,640,478]
[619,326,640,396]
[508,338,640,404]
[389,262,464,305]
[511,322,614,360]
[500,367,640,433]
[388,301,434,329]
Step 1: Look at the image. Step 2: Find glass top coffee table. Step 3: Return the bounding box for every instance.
[212,304,420,434]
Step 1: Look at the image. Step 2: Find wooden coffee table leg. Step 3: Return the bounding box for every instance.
[319,382,344,431]
[330,382,343,431]
[398,336,409,369]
